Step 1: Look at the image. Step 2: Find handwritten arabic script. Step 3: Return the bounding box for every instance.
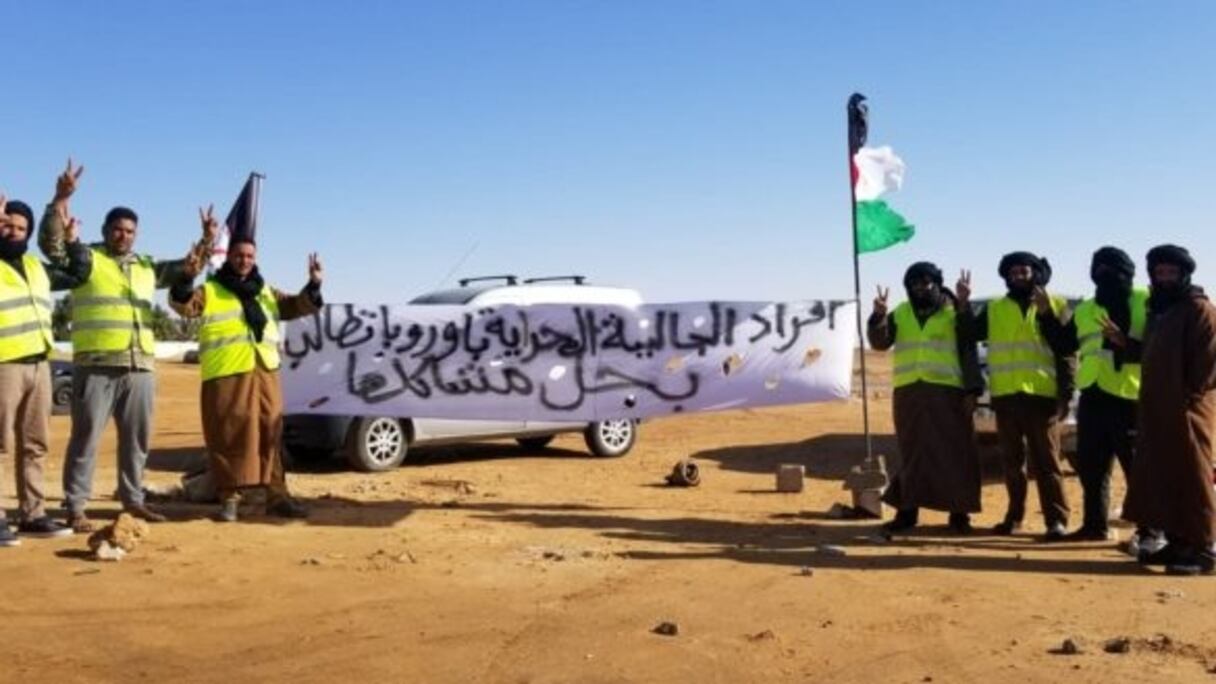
[280,300,857,421]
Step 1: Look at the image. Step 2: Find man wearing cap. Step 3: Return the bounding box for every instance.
[170,207,322,522]
[0,195,92,546]
[957,252,1075,540]
[38,160,212,531]
[868,262,983,535]
[1036,247,1161,547]
[1123,245,1216,575]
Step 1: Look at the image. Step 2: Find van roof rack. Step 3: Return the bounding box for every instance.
[523,275,587,285]
[458,275,519,287]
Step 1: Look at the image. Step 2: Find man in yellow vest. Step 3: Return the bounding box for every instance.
[0,194,91,546]
[868,262,983,535]
[38,160,212,532]
[957,252,1075,541]
[1037,247,1161,549]
[170,208,322,523]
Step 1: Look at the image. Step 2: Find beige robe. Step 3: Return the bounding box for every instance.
[173,284,319,495]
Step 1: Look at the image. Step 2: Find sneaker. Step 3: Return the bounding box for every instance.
[0,523,19,547]
[948,513,973,535]
[1065,527,1115,542]
[215,498,239,523]
[1139,543,1184,566]
[992,520,1023,536]
[66,512,96,534]
[1125,530,1166,557]
[266,497,309,520]
[1041,523,1068,542]
[123,504,168,523]
[1165,550,1215,576]
[17,516,73,539]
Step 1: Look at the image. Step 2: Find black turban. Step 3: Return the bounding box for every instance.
[1146,244,1195,277]
[1090,246,1134,283]
[903,261,943,288]
[998,251,1052,286]
[3,200,36,233]
[0,200,35,260]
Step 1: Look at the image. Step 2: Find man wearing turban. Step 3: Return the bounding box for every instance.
[1037,247,1162,550]
[1122,245,1216,575]
[868,261,983,534]
[957,252,1075,541]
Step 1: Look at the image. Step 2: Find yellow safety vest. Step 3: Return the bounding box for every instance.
[891,302,963,389]
[199,279,281,382]
[988,295,1065,398]
[1074,289,1147,400]
[0,256,55,362]
[71,248,156,354]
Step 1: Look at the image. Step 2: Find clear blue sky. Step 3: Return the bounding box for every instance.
[4,1,1213,307]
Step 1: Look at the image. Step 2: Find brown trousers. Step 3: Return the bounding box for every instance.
[993,393,1070,528]
[0,361,52,521]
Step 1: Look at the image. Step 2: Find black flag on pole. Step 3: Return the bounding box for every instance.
[847,93,868,156]
[210,173,263,272]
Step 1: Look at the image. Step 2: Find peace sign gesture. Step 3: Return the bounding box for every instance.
[198,204,220,244]
[56,203,80,243]
[955,269,972,308]
[1098,313,1128,349]
[307,252,323,285]
[54,158,85,203]
[0,193,10,229]
[873,285,890,318]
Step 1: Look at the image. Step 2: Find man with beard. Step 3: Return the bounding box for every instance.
[1123,245,1216,575]
[39,160,213,532]
[170,207,322,522]
[957,252,1075,540]
[1037,247,1162,548]
[0,194,91,545]
[867,262,983,534]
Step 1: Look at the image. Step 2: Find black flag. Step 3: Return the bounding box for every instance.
[210,173,263,271]
[847,93,868,155]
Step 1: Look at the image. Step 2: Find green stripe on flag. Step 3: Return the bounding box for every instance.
[856,199,915,254]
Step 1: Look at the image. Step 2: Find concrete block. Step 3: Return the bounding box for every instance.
[776,464,805,492]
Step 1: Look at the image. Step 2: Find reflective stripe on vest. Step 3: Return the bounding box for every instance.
[892,302,963,389]
[70,249,156,354]
[0,256,55,362]
[199,279,281,381]
[1074,289,1147,400]
[987,295,1063,398]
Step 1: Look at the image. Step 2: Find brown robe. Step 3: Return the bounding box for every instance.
[173,285,319,497]
[868,308,983,513]
[1124,290,1216,547]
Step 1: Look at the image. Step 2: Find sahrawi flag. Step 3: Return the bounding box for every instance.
[209,172,262,272]
[848,94,915,253]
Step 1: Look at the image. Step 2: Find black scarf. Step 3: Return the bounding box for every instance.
[0,236,28,265]
[1146,244,1198,316]
[1149,284,1201,316]
[1091,246,1134,335]
[213,262,268,342]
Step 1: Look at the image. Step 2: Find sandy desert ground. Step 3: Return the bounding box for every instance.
[2,356,1214,683]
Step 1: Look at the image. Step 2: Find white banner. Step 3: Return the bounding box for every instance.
[281,300,856,421]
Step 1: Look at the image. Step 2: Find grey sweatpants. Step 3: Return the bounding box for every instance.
[62,366,155,513]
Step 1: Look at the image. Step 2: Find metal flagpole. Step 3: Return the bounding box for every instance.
[847,93,874,464]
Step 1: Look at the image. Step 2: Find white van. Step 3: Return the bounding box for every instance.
[283,276,644,472]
